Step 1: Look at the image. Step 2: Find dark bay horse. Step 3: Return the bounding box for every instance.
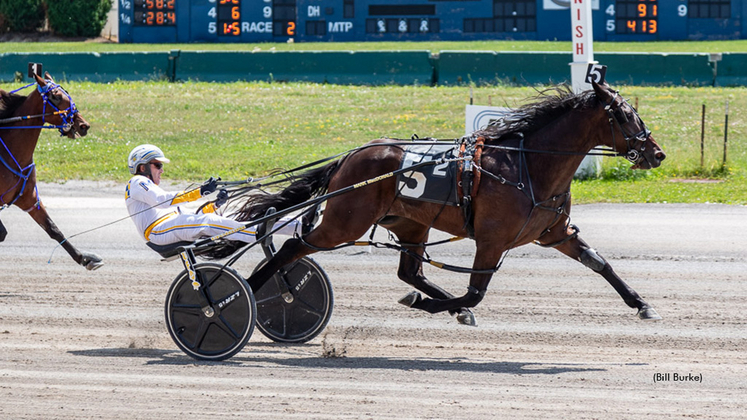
[224,82,665,324]
[0,72,102,270]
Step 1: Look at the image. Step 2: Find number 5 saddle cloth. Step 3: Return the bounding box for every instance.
[396,142,460,206]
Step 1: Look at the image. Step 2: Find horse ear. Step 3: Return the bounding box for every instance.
[44,72,55,83]
[592,81,613,102]
[34,73,46,87]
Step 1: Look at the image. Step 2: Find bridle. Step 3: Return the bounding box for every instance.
[0,80,80,136]
[0,79,79,211]
[602,90,652,166]
[40,82,79,136]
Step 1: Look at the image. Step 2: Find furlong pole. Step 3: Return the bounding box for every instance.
[723,100,729,168]
[701,104,706,169]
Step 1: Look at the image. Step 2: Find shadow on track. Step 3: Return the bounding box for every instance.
[69,347,609,375]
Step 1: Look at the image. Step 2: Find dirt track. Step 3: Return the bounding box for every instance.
[1,182,745,419]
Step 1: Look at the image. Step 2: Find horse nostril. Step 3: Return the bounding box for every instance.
[656,151,666,161]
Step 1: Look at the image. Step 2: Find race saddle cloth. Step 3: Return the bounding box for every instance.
[396,142,459,206]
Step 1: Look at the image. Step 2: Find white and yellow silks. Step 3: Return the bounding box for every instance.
[125,174,300,246]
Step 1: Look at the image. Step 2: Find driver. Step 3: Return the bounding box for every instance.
[125,144,300,246]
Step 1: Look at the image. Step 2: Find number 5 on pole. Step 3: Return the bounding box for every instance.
[585,64,607,85]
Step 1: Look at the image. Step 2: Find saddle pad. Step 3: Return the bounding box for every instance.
[396,143,459,206]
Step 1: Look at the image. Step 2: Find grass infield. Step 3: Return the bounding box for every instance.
[2,40,745,204]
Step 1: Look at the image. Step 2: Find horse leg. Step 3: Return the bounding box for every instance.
[551,235,661,320]
[26,204,103,271]
[383,218,476,325]
[246,206,373,292]
[399,242,501,319]
[0,219,7,242]
[247,236,312,292]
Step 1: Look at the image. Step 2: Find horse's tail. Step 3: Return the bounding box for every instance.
[233,160,339,222]
[202,160,340,260]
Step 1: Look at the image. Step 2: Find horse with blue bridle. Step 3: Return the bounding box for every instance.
[0,72,102,270]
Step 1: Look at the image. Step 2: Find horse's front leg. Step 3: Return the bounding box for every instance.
[399,244,500,323]
[384,219,476,325]
[549,234,661,320]
[395,251,477,326]
[402,270,494,322]
[26,203,103,271]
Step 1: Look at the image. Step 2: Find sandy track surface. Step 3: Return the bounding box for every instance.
[1,182,745,419]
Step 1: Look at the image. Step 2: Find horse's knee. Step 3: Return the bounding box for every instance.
[579,248,607,272]
[463,286,486,307]
[397,267,419,286]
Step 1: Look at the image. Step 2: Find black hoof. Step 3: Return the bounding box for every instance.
[81,253,104,271]
[398,291,421,307]
[455,308,477,326]
[637,307,662,320]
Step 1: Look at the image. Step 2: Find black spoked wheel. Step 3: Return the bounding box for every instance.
[253,256,333,343]
[165,263,256,361]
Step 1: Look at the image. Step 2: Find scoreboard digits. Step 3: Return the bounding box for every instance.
[133,0,175,27]
[119,0,740,43]
[614,0,658,34]
[218,0,241,36]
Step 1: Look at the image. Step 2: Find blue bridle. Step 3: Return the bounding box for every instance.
[0,80,79,210]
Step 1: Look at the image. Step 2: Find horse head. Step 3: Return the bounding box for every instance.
[34,72,90,139]
[592,82,665,170]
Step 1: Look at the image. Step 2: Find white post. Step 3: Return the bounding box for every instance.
[570,0,601,178]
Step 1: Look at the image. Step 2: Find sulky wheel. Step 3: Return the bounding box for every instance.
[165,263,256,361]
[253,256,333,343]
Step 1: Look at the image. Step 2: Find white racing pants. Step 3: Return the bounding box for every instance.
[146,211,301,246]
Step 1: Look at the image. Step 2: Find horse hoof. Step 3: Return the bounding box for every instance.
[82,254,104,271]
[398,291,421,308]
[456,309,477,326]
[637,307,662,320]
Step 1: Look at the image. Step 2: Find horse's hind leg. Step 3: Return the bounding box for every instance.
[26,203,103,270]
[549,233,661,320]
[246,208,372,292]
[383,218,476,325]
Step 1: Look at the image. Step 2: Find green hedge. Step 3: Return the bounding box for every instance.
[47,0,111,37]
[0,0,45,33]
[0,0,112,37]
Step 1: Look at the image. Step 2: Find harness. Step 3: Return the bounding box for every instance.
[0,81,78,212]
[456,135,484,238]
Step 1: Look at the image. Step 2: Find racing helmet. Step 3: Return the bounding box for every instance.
[128,144,170,175]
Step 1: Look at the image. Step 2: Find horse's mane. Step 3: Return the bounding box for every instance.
[0,90,28,121]
[473,85,598,142]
